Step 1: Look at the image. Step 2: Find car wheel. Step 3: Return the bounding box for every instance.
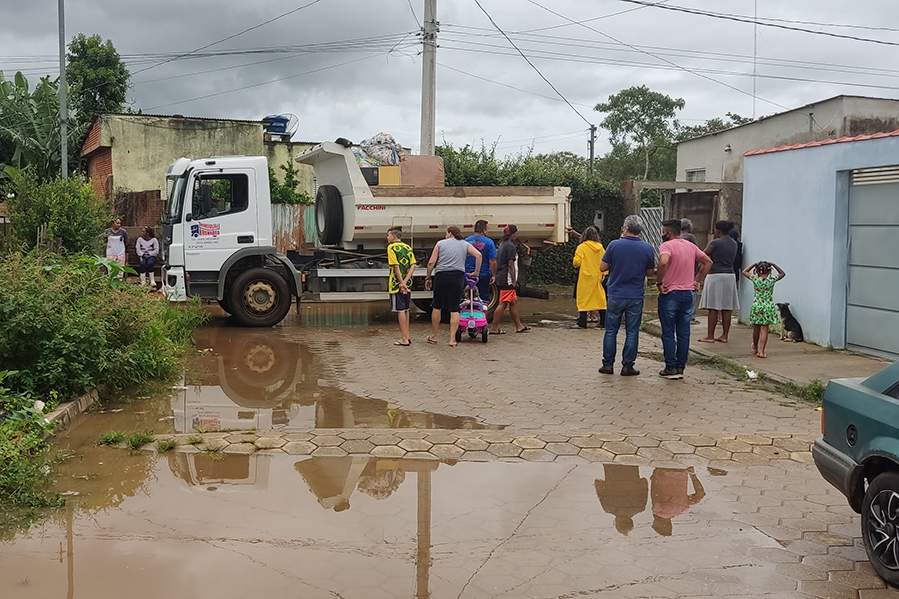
[862,471,899,585]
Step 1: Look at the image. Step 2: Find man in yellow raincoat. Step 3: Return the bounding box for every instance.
[572,226,607,329]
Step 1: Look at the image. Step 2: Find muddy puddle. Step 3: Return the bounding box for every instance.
[2,435,784,599]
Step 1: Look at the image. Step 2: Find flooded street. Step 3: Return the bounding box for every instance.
[0,300,884,598]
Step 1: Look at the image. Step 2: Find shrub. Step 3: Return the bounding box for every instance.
[4,168,112,253]
[0,251,207,400]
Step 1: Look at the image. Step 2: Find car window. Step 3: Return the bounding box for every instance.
[191,174,249,220]
[886,382,899,400]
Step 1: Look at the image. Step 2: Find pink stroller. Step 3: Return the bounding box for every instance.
[456,274,489,343]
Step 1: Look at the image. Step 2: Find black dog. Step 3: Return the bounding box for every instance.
[776,302,804,342]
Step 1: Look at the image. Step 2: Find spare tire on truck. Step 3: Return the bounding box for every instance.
[316,185,343,245]
[229,267,292,327]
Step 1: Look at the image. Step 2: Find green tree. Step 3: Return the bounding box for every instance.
[269,161,311,204]
[4,168,112,252]
[0,71,82,181]
[594,85,685,180]
[66,34,130,131]
[677,112,753,141]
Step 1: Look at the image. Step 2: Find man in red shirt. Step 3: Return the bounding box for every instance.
[655,219,712,379]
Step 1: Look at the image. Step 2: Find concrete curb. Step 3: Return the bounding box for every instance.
[45,390,99,431]
[641,320,795,386]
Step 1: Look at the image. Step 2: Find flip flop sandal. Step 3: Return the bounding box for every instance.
[426,337,438,344]
[394,341,411,346]
[516,326,531,333]
[490,330,506,335]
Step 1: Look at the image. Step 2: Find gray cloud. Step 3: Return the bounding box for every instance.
[3,0,898,157]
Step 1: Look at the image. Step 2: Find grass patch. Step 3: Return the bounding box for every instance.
[126,432,155,450]
[155,439,177,453]
[201,444,223,453]
[187,435,204,445]
[96,431,126,446]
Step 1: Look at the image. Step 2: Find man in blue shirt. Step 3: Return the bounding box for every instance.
[465,220,497,303]
[598,215,656,376]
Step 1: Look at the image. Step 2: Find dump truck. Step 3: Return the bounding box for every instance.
[160,142,571,327]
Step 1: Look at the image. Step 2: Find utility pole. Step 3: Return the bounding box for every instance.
[58,0,68,179]
[588,125,597,177]
[419,0,437,156]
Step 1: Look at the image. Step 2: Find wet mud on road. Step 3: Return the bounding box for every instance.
[1,442,848,599]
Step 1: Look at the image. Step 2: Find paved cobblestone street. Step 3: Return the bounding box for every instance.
[5,310,895,598]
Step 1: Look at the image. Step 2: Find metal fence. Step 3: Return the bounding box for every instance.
[639,206,663,261]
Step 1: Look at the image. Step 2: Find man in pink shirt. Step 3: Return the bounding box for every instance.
[655,219,712,379]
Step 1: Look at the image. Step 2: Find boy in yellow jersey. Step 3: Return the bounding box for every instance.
[387,227,416,346]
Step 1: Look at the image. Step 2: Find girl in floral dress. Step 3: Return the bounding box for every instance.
[741,261,786,358]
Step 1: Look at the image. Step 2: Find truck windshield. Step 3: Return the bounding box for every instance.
[166,175,187,221]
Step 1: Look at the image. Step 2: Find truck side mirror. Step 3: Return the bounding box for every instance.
[185,213,193,222]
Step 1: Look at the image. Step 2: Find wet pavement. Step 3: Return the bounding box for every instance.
[2,299,896,598]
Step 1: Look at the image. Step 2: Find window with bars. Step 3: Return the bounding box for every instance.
[685,169,706,182]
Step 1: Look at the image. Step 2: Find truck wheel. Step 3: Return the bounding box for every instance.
[862,471,899,585]
[229,267,292,327]
[486,281,499,320]
[316,185,343,245]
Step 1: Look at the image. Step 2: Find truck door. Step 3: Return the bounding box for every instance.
[184,170,258,293]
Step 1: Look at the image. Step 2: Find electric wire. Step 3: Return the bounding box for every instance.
[526,0,789,111]
[472,0,591,126]
[618,0,899,48]
[131,0,329,76]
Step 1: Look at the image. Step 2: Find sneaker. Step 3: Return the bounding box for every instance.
[620,364,640,376]
[690,319,700,325]
[658,368,683,379]
[598,365,614,375]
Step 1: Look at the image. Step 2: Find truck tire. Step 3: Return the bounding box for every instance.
[217,295,232,315]
[316,185,343,245]
[228,267,292,327]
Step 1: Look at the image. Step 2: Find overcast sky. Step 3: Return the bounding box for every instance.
[3,0,899,158]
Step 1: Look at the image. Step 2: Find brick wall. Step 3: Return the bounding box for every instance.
[87,147,113,200]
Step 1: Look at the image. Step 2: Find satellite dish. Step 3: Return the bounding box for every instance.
[281,113,299,137]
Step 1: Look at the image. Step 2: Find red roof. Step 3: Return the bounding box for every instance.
[744,129,899,156]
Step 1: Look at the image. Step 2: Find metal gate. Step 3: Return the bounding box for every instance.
[846,167,899,358]
[639,206,663,261]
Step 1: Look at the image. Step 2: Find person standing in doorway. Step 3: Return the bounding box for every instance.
[465,220,497,305]
[136,226,160,288]
[425,226,482,346]
[698,221,740,344]
[598,216,656,376]
[489,225,530,334]
[656,219,712,379]
[105,218,129,279]
[387,227,416,346]
[571,226,607,329]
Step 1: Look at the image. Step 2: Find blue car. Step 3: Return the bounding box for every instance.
[813,360,899,585]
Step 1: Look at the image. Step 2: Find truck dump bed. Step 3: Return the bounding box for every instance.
[296,142,570,251]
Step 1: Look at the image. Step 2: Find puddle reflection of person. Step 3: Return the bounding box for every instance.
[594,464,648,536]
[650,466,705,536]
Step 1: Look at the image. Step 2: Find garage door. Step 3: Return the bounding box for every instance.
[847,168,899,358]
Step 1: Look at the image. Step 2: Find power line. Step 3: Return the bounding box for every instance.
[145,54,381,111]
[526,0,789,111]
[131,0,328,76]
[406,0,422,29]
[438,62,593,107]
[472,0,591,126]
[618,0,899,48]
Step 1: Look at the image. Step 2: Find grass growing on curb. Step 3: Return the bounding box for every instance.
[155,439,177,453]
[201,444,223,453]
[643,351,827,405]
[96,431,126,446]
[187,435,204,445]
[126,432,155,450]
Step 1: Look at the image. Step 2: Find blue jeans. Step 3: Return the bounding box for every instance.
[603,297,644,367]
[139,256,156,274]
[657,290,693,371]
[476,276,491,304]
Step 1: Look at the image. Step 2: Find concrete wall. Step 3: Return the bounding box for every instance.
[740,135,899,348]
[91,115,317,199]
[677,96,899,183]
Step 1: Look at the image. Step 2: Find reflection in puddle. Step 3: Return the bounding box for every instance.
[594,464,706,537]
[179,326,504,432]
[4,435,776,599]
